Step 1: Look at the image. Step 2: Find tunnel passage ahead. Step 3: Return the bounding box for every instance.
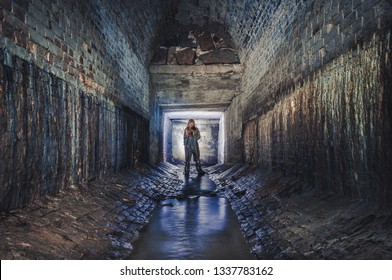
[1,0,391,210]
[1,0,392,261]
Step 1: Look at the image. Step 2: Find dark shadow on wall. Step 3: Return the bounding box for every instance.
[0,50,149,210]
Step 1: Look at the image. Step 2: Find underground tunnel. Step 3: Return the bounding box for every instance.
[0,0,392,260]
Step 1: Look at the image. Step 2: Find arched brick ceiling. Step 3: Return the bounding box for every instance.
[153,0,288,63]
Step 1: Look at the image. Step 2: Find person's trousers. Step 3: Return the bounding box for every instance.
[184,147,200,174]
[185,147,199,163]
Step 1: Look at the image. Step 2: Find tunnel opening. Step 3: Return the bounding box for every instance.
[148,25,242,166]
[162,111,224,166]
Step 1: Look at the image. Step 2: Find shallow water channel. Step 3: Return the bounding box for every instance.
[130,172,256,260]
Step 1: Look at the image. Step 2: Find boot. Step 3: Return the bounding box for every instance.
[184,161,190,175]
[195,160,205,176]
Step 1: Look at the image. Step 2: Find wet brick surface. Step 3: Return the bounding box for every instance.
[0,163,183,259]
[207,164,392,259]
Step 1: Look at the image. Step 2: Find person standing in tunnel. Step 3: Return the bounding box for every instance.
[184,119,205,176]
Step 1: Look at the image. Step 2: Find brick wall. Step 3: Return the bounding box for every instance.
[227,0,392,206]
[238,0,392,119]
[0,51,149,210]
[0,0,170,117]
[224,95,243,163]
[248,34,391,203]
[0,0,168,209]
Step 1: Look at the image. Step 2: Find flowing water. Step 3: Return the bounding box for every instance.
[130,171,256,260]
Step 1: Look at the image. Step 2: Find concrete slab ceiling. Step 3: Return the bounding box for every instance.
[150,64,243,112]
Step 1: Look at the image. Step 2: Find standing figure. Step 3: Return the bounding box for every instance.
[183,119,205,176]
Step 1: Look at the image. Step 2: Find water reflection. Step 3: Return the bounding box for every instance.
[130,174,255,260]
[159,197,227,239]
[179,173,216,196]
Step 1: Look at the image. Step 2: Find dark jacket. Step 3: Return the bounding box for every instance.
[184,127,201,159]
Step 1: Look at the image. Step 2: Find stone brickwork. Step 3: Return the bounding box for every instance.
[222,0,392,162]
[0,0,173,209]
[224,95,243,163]
[0,0,173,117]
[237,0,392,118]
[177,0,391,102]
[0,163,183,259]
[242,33,392,207]
[0,51,149,210]
[221,0,392,206]
[208,164,392,259]
[1,0,392,209]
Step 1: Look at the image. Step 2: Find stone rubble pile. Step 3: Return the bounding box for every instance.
[151,30,240,65]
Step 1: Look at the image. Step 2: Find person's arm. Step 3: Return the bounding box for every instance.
[194,128,201,140]
[184,129,187,145]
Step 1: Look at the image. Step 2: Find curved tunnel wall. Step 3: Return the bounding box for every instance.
[1,0,392,210]
[225,0,392,206]
[243,36,392,205]
[0,0,165,210]
[0,52,149,210]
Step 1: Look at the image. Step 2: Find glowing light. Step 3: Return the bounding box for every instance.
[164,111,224,119]
[163,111,225,163]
